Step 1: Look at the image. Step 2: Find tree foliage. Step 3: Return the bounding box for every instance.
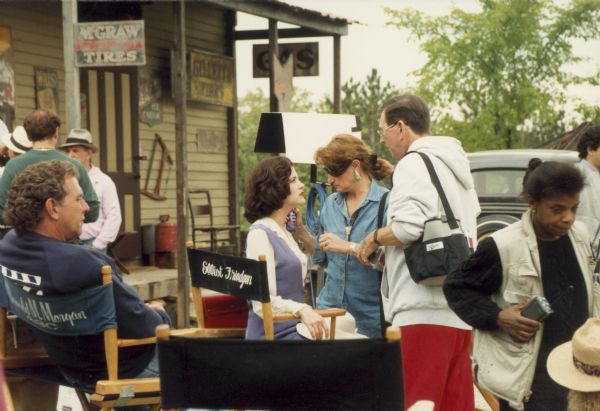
[386,0,600,150]
[320,68,399,168]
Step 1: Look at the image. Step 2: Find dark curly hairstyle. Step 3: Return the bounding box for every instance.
[522,159,584,202]
[576,123,600,159]
[314,134,394,180]
[23,109,61,142]
[3,160,78,234]
[380,94,430,134]
[244,156,293,223]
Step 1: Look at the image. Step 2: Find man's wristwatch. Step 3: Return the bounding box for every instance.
[373,228,382,246]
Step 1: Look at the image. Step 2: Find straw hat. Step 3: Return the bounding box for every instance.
[547,318,600,392]
[296,312,368,340]
[0,126,32,154]
[58,128,97,152]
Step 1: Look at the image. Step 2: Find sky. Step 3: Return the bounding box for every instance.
[234,0,600,108]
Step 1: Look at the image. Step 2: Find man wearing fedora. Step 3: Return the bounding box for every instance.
[59,128,121,252]
[0,109,99,224]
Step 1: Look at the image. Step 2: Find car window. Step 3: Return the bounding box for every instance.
[472,169,525,198]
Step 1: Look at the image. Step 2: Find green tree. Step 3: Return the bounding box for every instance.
[320,68,399,170]
[386,0,600,150]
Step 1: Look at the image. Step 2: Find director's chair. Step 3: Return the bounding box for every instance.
[0,265,161,410]
[156,325,404,410]
[186,242,346,340]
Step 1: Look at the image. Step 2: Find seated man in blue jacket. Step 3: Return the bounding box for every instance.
[0,159,170,393]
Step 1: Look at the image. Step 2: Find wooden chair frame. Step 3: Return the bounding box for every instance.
[187,189,240,254]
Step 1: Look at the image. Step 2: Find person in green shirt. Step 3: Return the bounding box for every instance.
[0,109,99,225]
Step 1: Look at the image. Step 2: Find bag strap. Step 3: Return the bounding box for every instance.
[404,151,459,229]
[377,191,389,229]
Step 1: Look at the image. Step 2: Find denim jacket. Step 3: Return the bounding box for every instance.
[312,180,389,337]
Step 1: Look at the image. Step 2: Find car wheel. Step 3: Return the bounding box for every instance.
[477,214,520,241]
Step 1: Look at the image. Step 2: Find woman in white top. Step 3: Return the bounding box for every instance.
[244,156,328,340]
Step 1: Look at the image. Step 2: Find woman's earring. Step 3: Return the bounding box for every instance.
[354,169,361,181]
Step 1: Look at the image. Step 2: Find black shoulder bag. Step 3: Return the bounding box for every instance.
[402,151,473,286]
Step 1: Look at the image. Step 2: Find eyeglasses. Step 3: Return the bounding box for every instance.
[323,159,354,177]
[377,122,397,138]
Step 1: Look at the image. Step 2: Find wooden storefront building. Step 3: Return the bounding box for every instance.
[0,0,351,325]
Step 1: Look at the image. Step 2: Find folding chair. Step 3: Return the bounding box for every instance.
[0,265,160,411]
[186,243,346,340]
[156,325,404,411]
[187,189,240,255]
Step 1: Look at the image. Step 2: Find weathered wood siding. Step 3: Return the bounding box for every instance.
[140,2,233,247]
[0,3,64,125]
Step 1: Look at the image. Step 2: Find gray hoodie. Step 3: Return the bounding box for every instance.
[382,136,481,328]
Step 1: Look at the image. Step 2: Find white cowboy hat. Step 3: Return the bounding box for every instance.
[296,312,368,340]
[0,126,32,154]
[547,318,600,392]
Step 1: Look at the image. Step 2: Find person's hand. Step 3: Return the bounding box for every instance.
[298,306,329,340]
[292,207,304,227]
[357,232,379,265]
[319,232,347,254]
[146,299,167,312]
[497,303,540,342]
[293,208,316,253]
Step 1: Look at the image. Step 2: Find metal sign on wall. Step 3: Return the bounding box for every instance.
[75,20,145,67]
[139,68,163,126]
[188,50,234,107]
[253,42,318,78]
[34,67,59,113]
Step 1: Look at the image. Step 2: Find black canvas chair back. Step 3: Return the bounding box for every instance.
[186,245,270,338]
[187,246,269,302]
[158,334,404,411]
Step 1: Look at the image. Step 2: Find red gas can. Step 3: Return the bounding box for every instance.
[155,214,177,252]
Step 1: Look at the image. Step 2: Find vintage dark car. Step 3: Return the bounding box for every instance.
[468,149,580,239]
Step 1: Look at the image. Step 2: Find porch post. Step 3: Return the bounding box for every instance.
[333,34,341,114]
[62,0,81,129]
[173,0,190,328]
[268,18,279,112]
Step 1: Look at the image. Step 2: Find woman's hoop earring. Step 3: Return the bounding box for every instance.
[353,169,362,181]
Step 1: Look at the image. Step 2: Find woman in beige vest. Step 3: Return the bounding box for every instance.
[444,160,596,411]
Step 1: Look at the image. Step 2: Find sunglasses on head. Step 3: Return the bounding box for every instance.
[323,159,354,177]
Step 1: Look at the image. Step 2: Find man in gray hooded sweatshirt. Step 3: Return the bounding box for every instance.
[358,94,481,410]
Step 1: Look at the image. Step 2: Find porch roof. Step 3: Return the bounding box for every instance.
[203,0,356,36]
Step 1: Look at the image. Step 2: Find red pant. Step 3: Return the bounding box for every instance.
[400,324,474,411]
